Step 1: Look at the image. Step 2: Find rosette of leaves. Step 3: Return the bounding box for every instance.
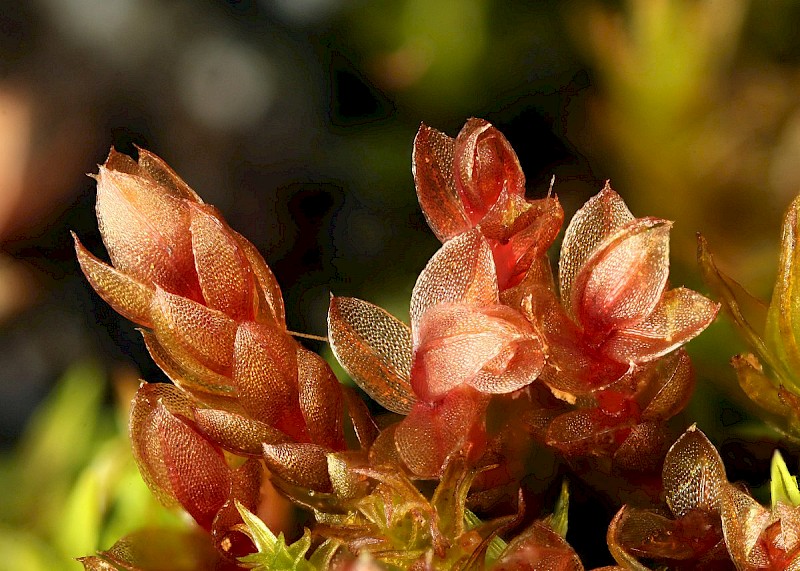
[609,425,800,570]
[700,194,800,439]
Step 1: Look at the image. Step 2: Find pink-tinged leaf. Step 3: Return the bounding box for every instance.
[193,408,291,456]
[262,442,333,492]
[546,407,634,458]
[328,296,415,415]
[410,230,498,335]
[135,147,203,202]
[394,386,488,478]
[608,505,727,568]
[74,232,154,327]
[559,184,635,317]
[150,287,237,373]
[130,383,230,530]
[454,118,525,224]
[492,521,584,571]
[412,123,470,241]
[482,194,564,290]
[368,422,404,469]
[719,482,773,568]
[411,303,542,401]
[612,422,666,472]
[233,231,286,326]
[571,218,672,337]
[529,285,628,395]
[663,425,727,518]
[297,346,345,450]
[156,403,232,530]
[212,458,262,560]
[95,162,201,301]
[602,287,719,364]
[342,385,379,449]
[637,349,694,422]
[233,321,298,428]
[141,329,238,399]
[130,383,195,508]
[189,204,254,321]
[80,529,231,571]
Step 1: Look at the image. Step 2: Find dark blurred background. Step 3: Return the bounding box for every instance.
[3,0,800,566]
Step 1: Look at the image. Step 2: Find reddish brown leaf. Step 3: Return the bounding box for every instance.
[193,408,291,456]
[410,230,498,335]
[492,521,584,571]
[141,329,237,399]
[262,442,333,492]
[559,184,634,319]
[95,159,201,301]
[410,302,542,400]
[297,345,345,450]
[571,218,671,338]
[602,287,719,364]
[412,123,470,241]
[328,296,415,415]
[233,231,286,326]
[74,232,154,327]
[394,386,488,478]
[663,425,727,518]
[189,203,254,321]
[232,321,298,428]
[453,118,525,224]
[150,287,237,373]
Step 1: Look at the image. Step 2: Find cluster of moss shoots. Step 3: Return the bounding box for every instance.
[73,119,800,570]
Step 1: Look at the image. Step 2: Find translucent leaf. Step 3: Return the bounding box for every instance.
[481,194,564,289]
[732,353,793,421]
[135,147,202,202]
[410,230,498,335]
[571,218,671,336]
[559,183,634,318]
[296,346,345,450]
[193,408,291,456]
[412,123,470,241]
[233,321,298,428]
[719,482,772,568]
[491,521,583,571]
[141,330,237,398]
[233,231,286,326]
[663,425,727,518]
[411,303,543,400]
[545,407,632,457]
[698,234,775,372]
[341,385,379,450]
[81,529,225,571]
[453,118,525,224]
[95,162,201,301]
[772,451,800,509]
[639,349,694,422]
[549,479,570,539]
[150,288,237,373]
[189,204,254,321]
[262,443,333,492]
[328,296,415,415]
[74,233,154,327]
[236,502,317,571]
[394,386,488,478]
[129,383,231,529]
[602,287,719,364]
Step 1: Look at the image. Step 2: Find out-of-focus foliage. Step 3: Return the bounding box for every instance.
[0,363,186,570]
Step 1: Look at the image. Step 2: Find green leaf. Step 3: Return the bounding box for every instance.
[549,479,570,538]
[235,501,317,571]
[771,451,800,508]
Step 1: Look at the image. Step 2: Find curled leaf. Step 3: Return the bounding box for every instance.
[328,296,415,415]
